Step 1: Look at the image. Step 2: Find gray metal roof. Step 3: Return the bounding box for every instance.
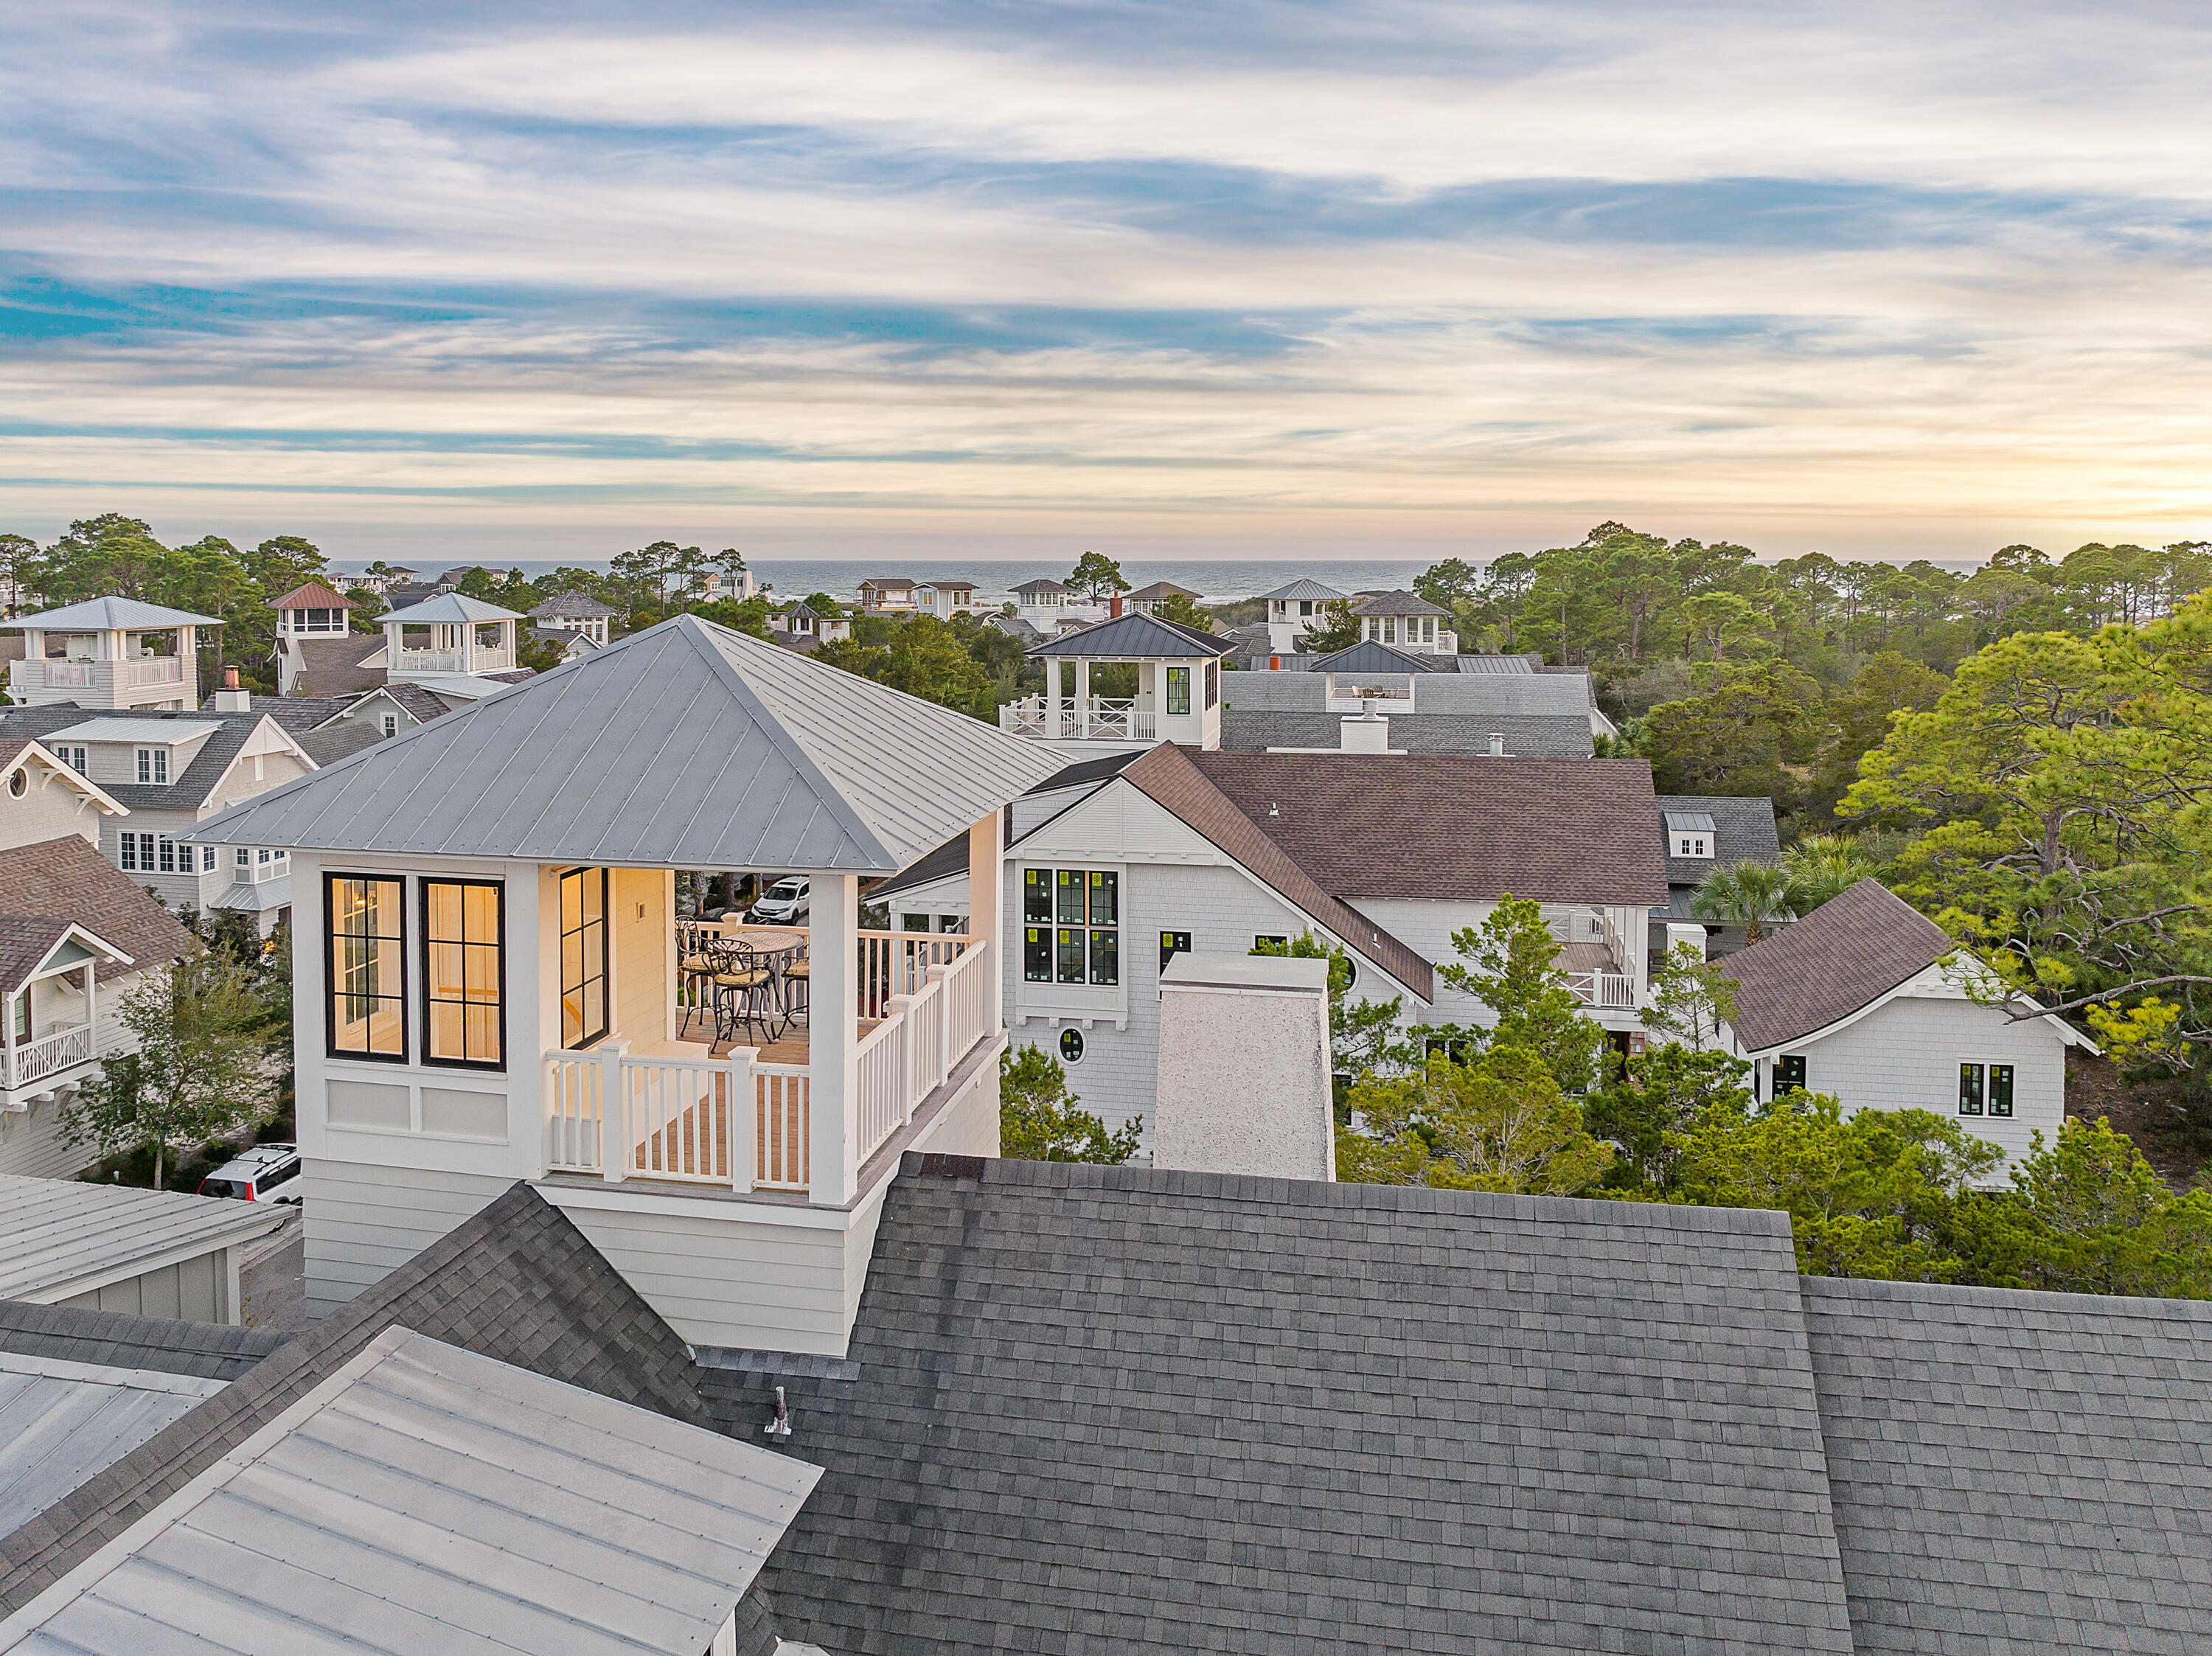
[0,1176,284,1304]
[1449,652,1541,674]
[1026,611,1231,659]
[0,1353,226,1538]
[1310,639,1439,675]
[188,615,1063,874]
[379,592,522,625]
[40,717,221,746]
[0,1327,821,1656]
[2,598,222,631]
[1663,809,1718,833]
[1255,577,1344,602]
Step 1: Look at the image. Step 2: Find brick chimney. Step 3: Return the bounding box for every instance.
[1109,590,1124,619]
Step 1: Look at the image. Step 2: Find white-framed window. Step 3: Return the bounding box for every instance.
[57,745,86,773]
[201,844,216,872]
[1021,867,1119,987]
[380,713,398,737]
[1958,1060,2015,1118]
[119,831,177,873]
[135,746,168,784]
[1676,834,1711,857]
[236,847,252,868]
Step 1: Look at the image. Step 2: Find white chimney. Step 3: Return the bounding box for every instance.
[1487,731,1506,756]
[210,664,251,713]
[1153,953,1335,1181]
[1340,711,1391,754]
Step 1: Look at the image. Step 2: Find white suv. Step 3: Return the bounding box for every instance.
[747,876,810,925]
[199,1143,304,1205]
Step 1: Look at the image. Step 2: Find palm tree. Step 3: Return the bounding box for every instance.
[1781,834,1877,910]
[1691,860,1799,947]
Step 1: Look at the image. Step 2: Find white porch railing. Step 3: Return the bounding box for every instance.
[1566,971,1637,1009]
[16,661,94,689]
[3,1023,94,1090]
[997,697,1158,741]
[544,1040,815,1191]
[394,646,515,674]
[546,931,988,1194]
[126,657,184,686]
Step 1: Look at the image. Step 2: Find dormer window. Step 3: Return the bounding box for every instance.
[1663,811,1717,860]
[136,745,168,784]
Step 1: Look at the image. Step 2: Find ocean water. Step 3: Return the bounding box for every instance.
[325,557,1439,606]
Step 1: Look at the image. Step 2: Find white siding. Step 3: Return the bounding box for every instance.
[0,1098,86,1179]
[302,1158,514,1321]
[0,767,103,853]
[1778,991,2070,1169]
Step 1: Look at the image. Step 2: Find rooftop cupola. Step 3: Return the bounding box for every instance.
[378,592,523,683]
[1,596,220,712]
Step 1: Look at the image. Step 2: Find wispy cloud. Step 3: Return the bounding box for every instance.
[1,1,2208,557]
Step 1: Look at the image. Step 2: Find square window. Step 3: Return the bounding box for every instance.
[1160,930,1192,970]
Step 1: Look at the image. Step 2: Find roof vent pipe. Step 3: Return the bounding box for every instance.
[763,1385,793,1441]
[1488,731,1506,756]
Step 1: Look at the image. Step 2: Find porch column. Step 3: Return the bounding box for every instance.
[967,810,1004,1037]
[1074,657,1090,734]
[810,873,862,1206]
[1044,657,1063,734]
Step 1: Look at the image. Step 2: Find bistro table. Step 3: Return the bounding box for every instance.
[724,927,807,1031]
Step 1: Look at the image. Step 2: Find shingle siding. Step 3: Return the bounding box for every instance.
[1781,988,2069,1168]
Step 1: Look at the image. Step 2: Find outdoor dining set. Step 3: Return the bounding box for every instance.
[678,926,810,1046]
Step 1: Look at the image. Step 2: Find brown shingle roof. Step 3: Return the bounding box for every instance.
[1722,879,1953,1051]
[1119,745,1434,998]
[264,580,357,611]
[0,836,192,984]
[1185,752,1669,906]
[284,633,386,696]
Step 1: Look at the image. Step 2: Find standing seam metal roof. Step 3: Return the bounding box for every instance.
[2,599,223,631]
[0,1176,283,1303]
[0,1354,226,1540]
[0,1328,820,1656]
[186,615,1062,873]
[1026,612,1230,658]
[378,592,524,625]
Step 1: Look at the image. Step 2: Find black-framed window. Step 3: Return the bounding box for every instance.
[1022,867,1119,986]
[559,867,608,1051]
[1206,660,1220,709]
[1775,1054,1808,1096]
[1958,1061,2014,1118]
[422,879,504,1069]
[1254,933,1288,950]
[1166,667,1191,715]
[1160,930,1192,970]
[326,873,406,1062]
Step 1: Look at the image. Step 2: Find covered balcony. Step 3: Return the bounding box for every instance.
[2,922,132,1101]
[1007,610,1235,751]
[1548,904,1641,1010]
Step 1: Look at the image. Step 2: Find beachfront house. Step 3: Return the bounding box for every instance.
[189,613,1060,1357]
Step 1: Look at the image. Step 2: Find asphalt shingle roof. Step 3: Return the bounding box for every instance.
[1352,588,1450,616]
[0,835,192,986]
[1722,878,1952,1051]
[0,1304,287,1382]
[1656,793,1782,888]
[0,705,271,812]
[282,632,389,696]
[740,1155,1859,1656]
[1804,1276,2212,1656]
[529,591,619,619]
[1186,750,1669,906]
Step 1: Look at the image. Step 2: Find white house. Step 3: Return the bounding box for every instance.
[189,613,1060,1358]
[913,579,978,620]
[877,744,1670,1139]
[0,831,195,1176]
[265,580,361,695]
[0,692,320,930]
[2,596,217,714]
[528,590,619,648]
[1353,590,1458,654]
[1257,578,1347,655]
[1721,878,2091,1167]
[997,611,1234,753]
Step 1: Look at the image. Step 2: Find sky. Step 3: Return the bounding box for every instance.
[2,1,2210,564]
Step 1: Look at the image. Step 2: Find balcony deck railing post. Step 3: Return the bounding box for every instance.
[600,1037,631,1181]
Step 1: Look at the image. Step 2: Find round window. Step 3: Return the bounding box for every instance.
[7,768,24,798]
[1058,1026,1086,1065]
